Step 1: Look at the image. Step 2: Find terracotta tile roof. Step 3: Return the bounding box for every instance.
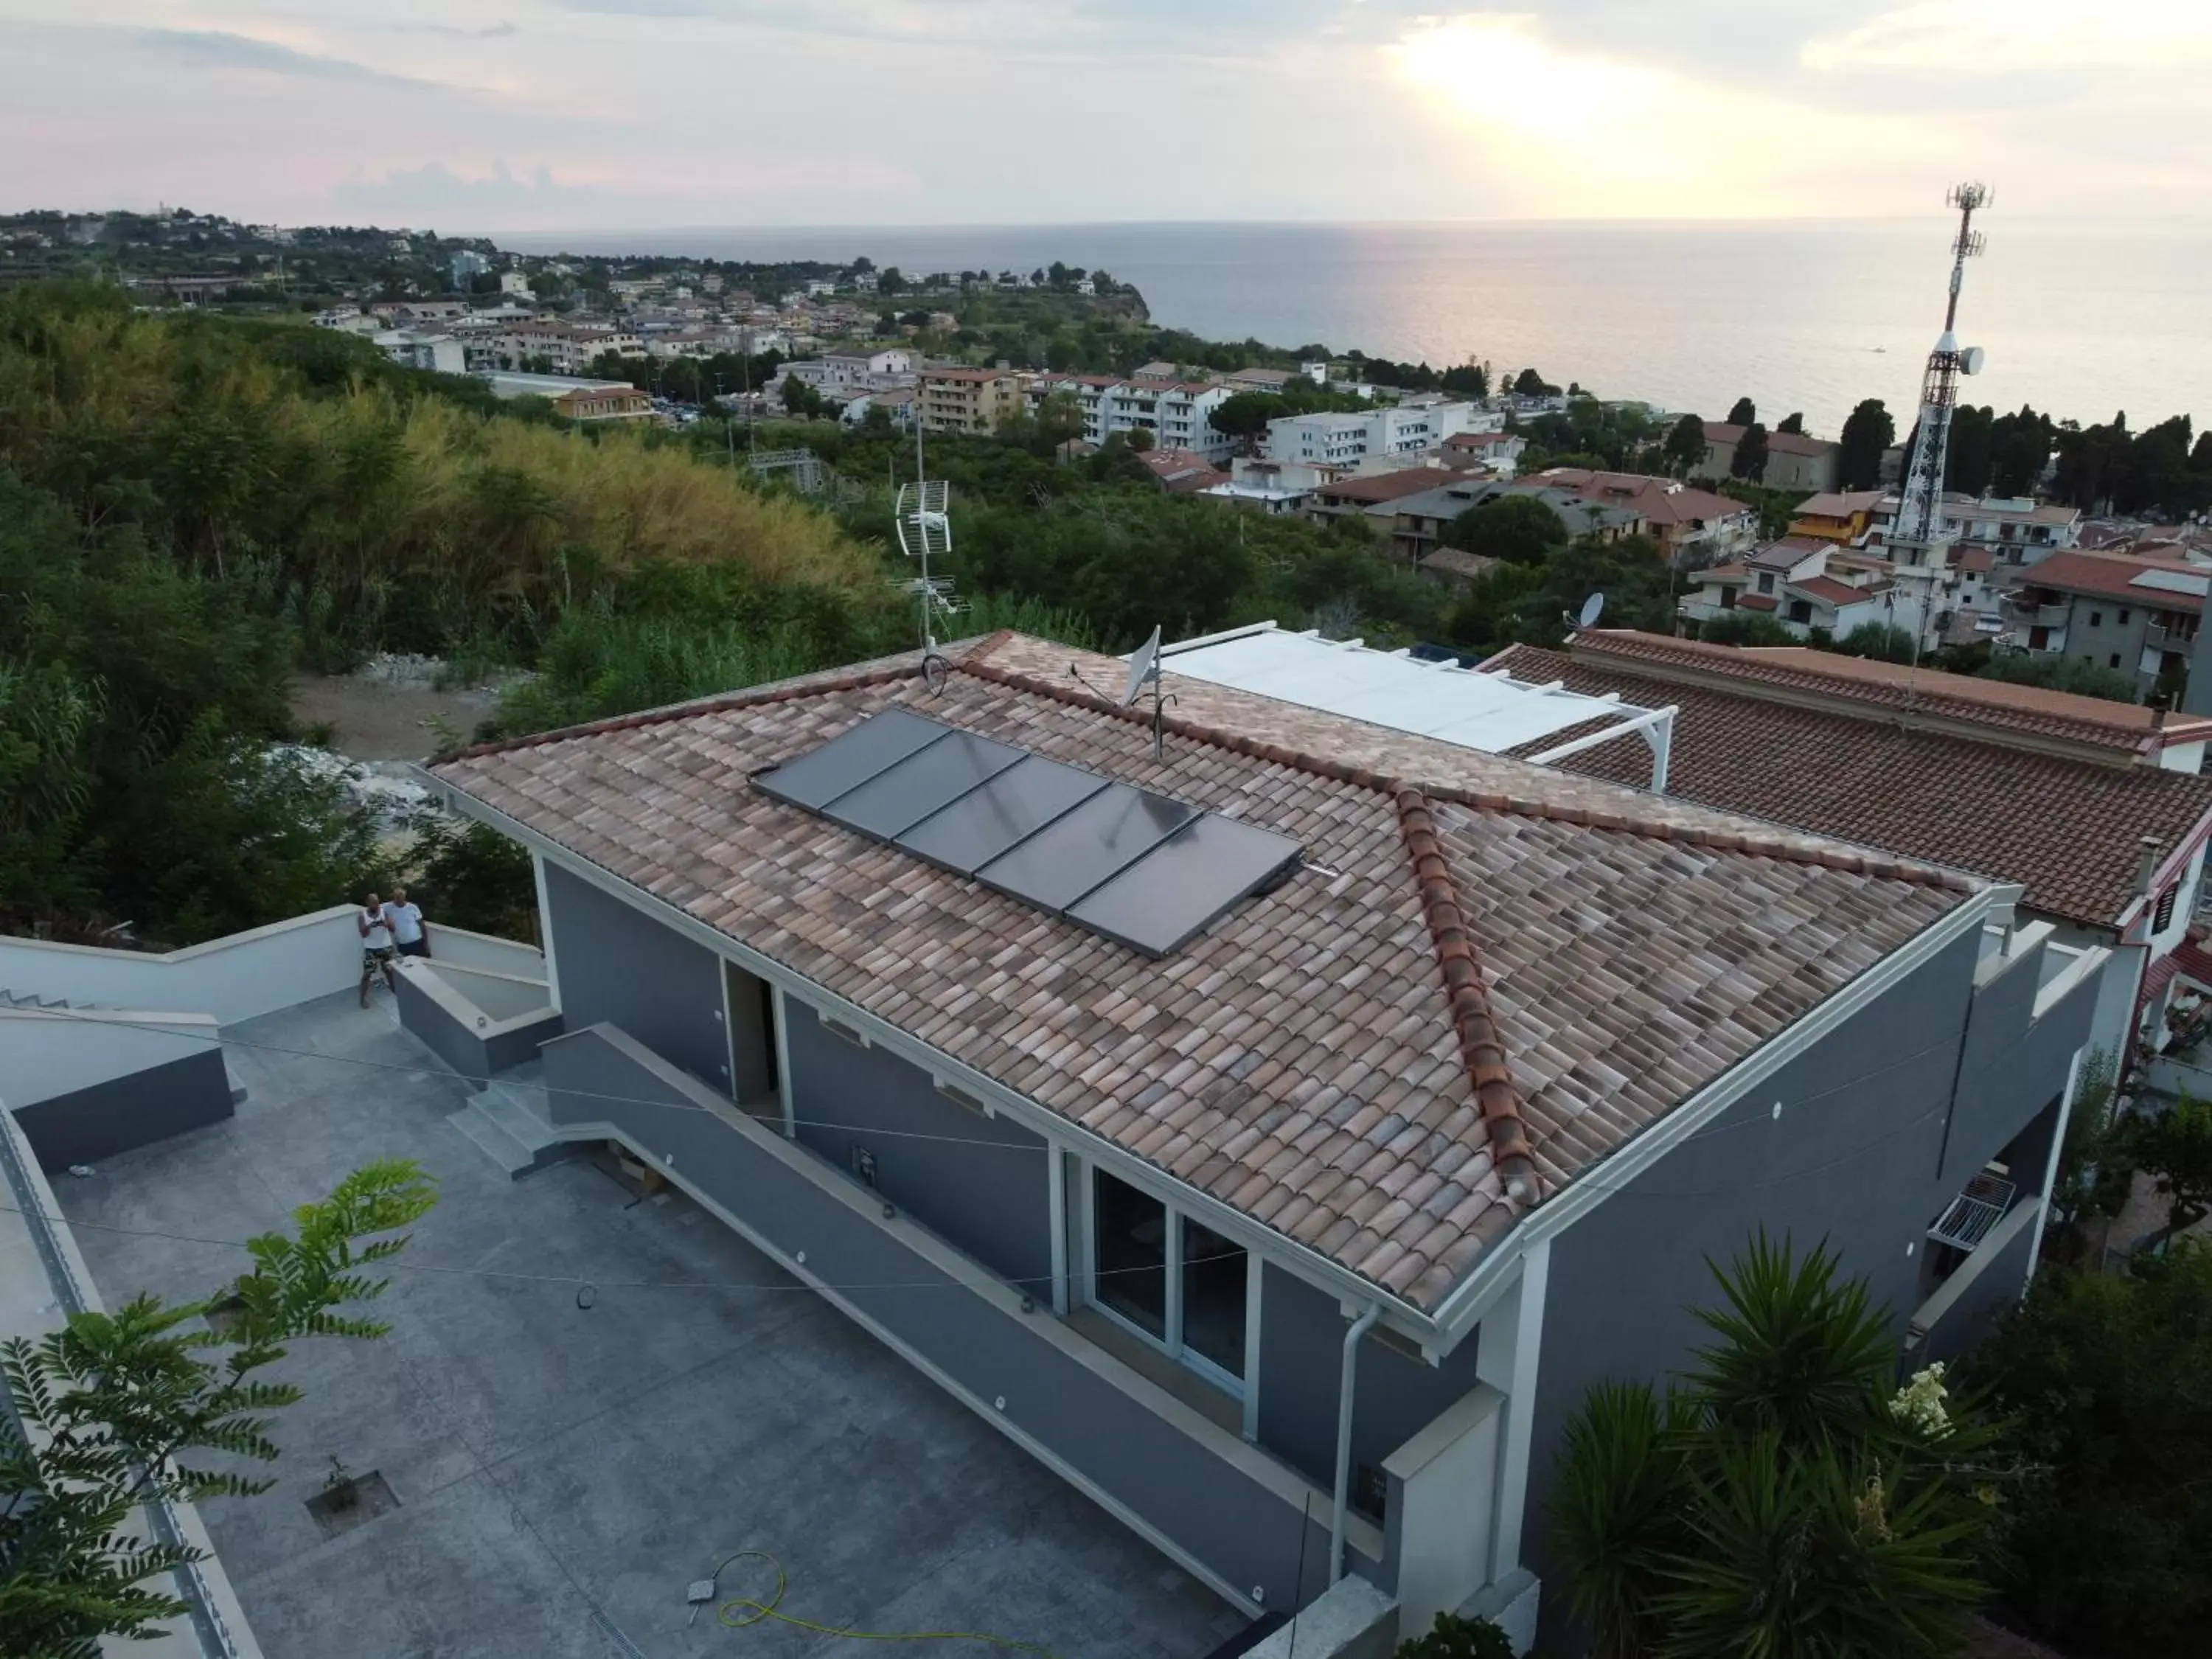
[434,633,1973,1311]
[1527,468,1747,528]
[1787,576,1877,607]
[1736,594,1778,611]
[1747,537,1830,570]
[1485,640,2212,928]
[2018,548,2209,613]
[1317,468,1450,504]
[1566,630,2212,756]
[1792,490,1885,521]
[1703,422,1838,459]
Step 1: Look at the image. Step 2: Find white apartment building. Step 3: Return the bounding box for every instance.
[1034,375,1237,463]
[783,349,917,393]
[375,331,467,375]
[499,271,533,298]
[1868,493,2082,567]
[1263,400,1494,467]
[482,323,643,375]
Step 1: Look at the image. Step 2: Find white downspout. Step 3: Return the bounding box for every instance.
[2025,1046,2085,1293]
[1329,1303,1381,1585]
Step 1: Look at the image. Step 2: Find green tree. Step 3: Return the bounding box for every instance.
[1725,396,1756,426]
[1661,413,1707,477]
[1989,406,2054,498]
[1729,422,1770,483]
[1443,495,1569,566]
[1775,411,1805,435]
[1832,621,1919,664]
[1697,611,1798,647]
[1975,651,2138,703]
[1125,425,1156,453]
[2126,1093,2212,1231]
[1035,390,1085,448]
[1966,1241,2212,1655]
[1552,1235,2000,1659]
[0,1161,437,1655]
[1947,404,1996,496]
[1837,398,1896,491]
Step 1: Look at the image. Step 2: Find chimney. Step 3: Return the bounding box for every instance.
[2185,609,2212,717]
[2136,835,2164,897]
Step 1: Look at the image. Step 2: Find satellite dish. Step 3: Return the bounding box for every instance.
[1122,626,1162,708]
[1577,593,1605,630]
[1960,345,1986,376]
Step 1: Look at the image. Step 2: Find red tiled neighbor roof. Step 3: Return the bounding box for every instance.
[2022,549,2211,613]
[434,633,1973,1312]
[1568,630,2212,757]
[1485,639,2212,928]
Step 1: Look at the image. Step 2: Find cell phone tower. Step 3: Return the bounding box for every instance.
[1893,184,1992,555]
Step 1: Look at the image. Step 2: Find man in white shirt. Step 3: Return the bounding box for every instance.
[357,891,399,1007]
[386,886,431,960]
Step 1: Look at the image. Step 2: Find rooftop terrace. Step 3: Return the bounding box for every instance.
[48,992,1249,1659]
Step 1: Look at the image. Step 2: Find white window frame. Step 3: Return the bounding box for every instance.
[1079,1159,1253,1403]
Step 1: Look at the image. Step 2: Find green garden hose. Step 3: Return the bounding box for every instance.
[703,1550,1058,1655]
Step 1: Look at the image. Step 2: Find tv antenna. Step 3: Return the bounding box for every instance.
[893,420,961,661]
[1562,591,1604,633]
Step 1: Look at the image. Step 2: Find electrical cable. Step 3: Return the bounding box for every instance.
[695,1549,1055,1653]
[16,999,1972,1165]
[0,1077,1954,1305]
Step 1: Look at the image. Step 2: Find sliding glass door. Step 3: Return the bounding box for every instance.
[1091,1169,1248,1391]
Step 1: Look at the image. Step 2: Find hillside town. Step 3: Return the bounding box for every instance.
[6,184,2212,1659]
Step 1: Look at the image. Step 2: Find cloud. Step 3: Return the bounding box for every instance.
[135,28,435,86]
[1803,0,2212,74]
[1387,13,1935,215]
[398,20,519,38]
[331,161,598,218]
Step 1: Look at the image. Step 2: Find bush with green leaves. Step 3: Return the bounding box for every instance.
[1965,1240,2212,1656]
[1395,1610,1514,1658]
[1551,1234,2003,1659]
[0,1161,437,1657]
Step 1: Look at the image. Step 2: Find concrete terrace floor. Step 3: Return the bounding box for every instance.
[55,992,1251,1659]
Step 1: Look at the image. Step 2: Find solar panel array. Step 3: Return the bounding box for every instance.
[753,709,1303,956]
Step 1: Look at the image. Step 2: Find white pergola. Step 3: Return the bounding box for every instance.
[1158,623,1674,794]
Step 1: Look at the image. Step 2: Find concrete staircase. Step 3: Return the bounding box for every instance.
[445,1060,577,1180]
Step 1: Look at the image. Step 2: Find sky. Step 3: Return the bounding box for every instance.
[1,1,2208,231]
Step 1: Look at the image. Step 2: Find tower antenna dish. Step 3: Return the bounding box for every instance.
[1889,182,1992,677]
[1577,593,1604,630]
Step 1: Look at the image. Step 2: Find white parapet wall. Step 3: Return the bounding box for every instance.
[0,911,543,1028]
[0,1107,265,1658]
[0,1007,218,1108]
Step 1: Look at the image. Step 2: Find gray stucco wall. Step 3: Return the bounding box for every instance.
[394,969,563,1085]
[540,861,727,1088]
[541,1025,1371,1613]
[1257,1263,1486,1509]
[785,1001,1053,1287]
[12,1047,234,1171]
[1919,1214,2039,1366]
[1524,925,2025,1612]
[2059,597,2157,694]
[1942,954,2096,1186]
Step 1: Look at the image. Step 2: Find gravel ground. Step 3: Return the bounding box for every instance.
[289,658,514,762]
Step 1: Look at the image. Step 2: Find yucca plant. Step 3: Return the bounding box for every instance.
[1682,1232,1896,1454]
[1551,1381,1696,1659]
[1552,1234,2000,1659]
